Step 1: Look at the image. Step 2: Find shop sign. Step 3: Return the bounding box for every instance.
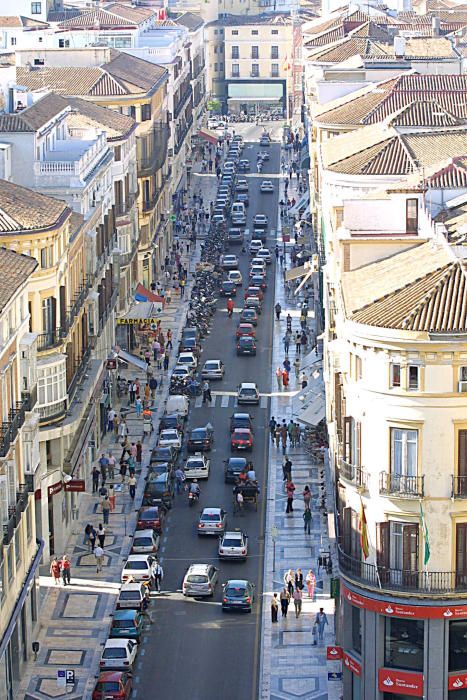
[328,672,342,681]
[343,651,361,676]
[47,482,62,498]
[282,233,290,242]
[64,480,85,493]
[449,673,467,690]
[378,668,423,697]
[327,646,343,660]
[106,358,117,370]
[116,318,158,325]
[342,583,467,620]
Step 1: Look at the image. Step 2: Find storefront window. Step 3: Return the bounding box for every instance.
[384,617,424,671]
[352,605,362,655]
[449,620,467,672]
[449,691,467,700]
[386,695,420,700]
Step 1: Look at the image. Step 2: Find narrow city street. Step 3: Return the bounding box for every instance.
[134,131,280,699]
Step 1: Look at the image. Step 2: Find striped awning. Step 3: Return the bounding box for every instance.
[198,127,219,145]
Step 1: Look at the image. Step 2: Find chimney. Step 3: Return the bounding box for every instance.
[394,36,406,57]
[432,16,440,37]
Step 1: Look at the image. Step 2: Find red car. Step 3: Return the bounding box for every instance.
[92,671,132,700]
[136,506,164,533]
[231,428,254,451]
[236,323,256,339]
[244,286,264,301]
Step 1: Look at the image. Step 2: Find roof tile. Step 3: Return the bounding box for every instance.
[0,247,38,314]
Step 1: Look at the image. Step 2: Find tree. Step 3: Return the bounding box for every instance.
[207,99,221,113]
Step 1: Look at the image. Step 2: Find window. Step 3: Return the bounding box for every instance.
[355,356,362,381]
[58,39,69,48]
[456,523,467,588]
[34,58,45,66]
[271,63,279,77]
[232,64,240,77]
[114,145,121,162]
[385,617,424,671]
[251,64,259,77]
[31,2,41,13]
[251,46,259,59]
[390,363,401,388]
[343,416,361,467]
[271,45,279,59]
[141,104,151,122]
[232,29,238,35]
[459,366,467,392]
[408,365,419,390]
[37,359,66,407]
[40,248,48,269]
[458,430,467,496]
[214,63,218,72]
[11,37,16,46]
[406,198,418,234]
[252,30,258,35]
[391,428,418,477]
[231,46,239,59]
[219,63,224,72]
[214,46,217,54]
[449,620,467,671]
[272,29,279,34]
[352,605,362,655]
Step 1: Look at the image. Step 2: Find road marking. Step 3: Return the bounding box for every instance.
[194,395,203,408]
[221,394,230,408]
[260,395,269,409]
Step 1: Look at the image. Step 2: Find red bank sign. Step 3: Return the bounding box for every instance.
[343,651,361,676]
[449,673,467,691]
[342,583,467,620]
[378,669,423,697]
[326,646,343,660]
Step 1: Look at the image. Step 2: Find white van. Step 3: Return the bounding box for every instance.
[165,394,189,417]
[231,202,246,218]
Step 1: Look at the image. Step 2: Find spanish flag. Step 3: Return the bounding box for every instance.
[283,55,291,71]
[359,496,369,559]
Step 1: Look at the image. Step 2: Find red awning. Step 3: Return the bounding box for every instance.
[198,127,219,145]
[135,283,165,307]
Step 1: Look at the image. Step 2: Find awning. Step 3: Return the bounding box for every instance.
[116,348,148,371]
[301,155,310,170]
[198,127,219,145]
[285,264,309,281]
[290,191,310,215]
[116,301,159,325]
[227,96,281,102]
[135,283,165,306]
[298,393,326,427]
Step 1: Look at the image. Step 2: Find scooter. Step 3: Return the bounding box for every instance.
[188,491,200,507]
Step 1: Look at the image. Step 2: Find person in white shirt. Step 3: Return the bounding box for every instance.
[94,545,104,573]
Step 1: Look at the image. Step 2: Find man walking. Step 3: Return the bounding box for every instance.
[61,555,71,586]
[174,467,185,494]
[271,593,279,623]
[154,560,164,592]
[293,587,303,618]
[128,474,137,499]
[316,608,329,641]
[101,495,111,524]
[303,508,312,534]
[92,466,100,494]
[94,544,104,573]
[202,380,212,404]
[269,417,277,442]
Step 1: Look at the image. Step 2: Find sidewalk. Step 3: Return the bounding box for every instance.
[259,143,343,700]
[19,166,218,700]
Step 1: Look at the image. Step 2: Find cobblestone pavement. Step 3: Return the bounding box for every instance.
[259,140,343,700]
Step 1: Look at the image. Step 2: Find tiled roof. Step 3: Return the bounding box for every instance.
[0,93,69,132]
[57,6,153,29]
[104,51,168,93]
[351,260,467,332]
[104,3,155,23]
[389,100,463,127]
[64,96,136,139]
[428,158,467,188]
[208,12,294,27]
[308,36,392,62]
[0,15,48,27]
[0,179,70,233]
[0,247,38,314]
[47,9,82,22]
[304,25,345,46]
[175,12,204,31]
[437,203,467,244]
[314,74,467,127]
[350,20,391,40]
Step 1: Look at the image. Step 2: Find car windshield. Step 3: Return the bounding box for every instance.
[223,538,241,547]
[187,575,208,583]
[140,510,158,520]
[134,537,152,546]
[103,648,126,659]
[125,561,147,570]
[188,459,204,468]
[201,513,221,522]
[205,362,218,369]
[240,338,254,345]
[225,586,247,598]
[119,591,140,601]
[113,620,134,629]
[97,682,121,691]
[241,388,257,395]
[191,429,207,439]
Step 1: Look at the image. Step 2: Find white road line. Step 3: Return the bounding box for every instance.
[221,394,230,408]
[194,395,203,408]
[260,395,268,409]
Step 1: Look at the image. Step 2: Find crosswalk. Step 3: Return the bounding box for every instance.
[192,392,269,410]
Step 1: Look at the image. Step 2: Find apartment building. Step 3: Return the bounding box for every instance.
[175,13,207,126]
[0,247,40,700]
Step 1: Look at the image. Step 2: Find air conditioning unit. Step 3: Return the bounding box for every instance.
[458,381,467,393]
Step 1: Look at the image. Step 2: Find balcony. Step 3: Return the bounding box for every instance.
[115,193,137,219]
[21,386,38,412]
[250,71,260,78]
[379,472,424,498]
[192,61,205,80]
[339,460,369,489]
[338,545,467,595]
[98,287,118,333]
[120,236,139,268]
[0,402,26,458]
[174,86,192,120]
[34,133,111,188]
[452,475,467,498]
[3,486,29,545]
[68,347,92,401]
[38,399,67,425]
[37,330,64,352]
[137,124,170,178]
[174,116,194,155]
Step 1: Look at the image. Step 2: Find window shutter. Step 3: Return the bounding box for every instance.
[458,430,467,477]
[343,506,352,555]
[376,522,389,583]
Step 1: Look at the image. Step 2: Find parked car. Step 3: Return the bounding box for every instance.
[99,639,138,671]
[136,506,165,533]
[121,554,157,584]
[142,473,174,509]
[184,453,210,480]
[116,582,149,611]
[131,529,160,554]
[158,429,182,450]
[92,671,133,700]
[109,610,144,641]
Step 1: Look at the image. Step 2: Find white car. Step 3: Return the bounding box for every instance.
[221,254,239,270]
[218,530,249,560]
[121,554,157,584]
[249,265,266,279]
[197,507,227,536]
[184,453,210,479]
[158,429,182,450]
[201,359,225,380]
[251,257,267,269]
[182,563,218,597]
[171,365,193,381]
[256,248,272,264]
[131,529,160,554]
[249,239,263,255]
[228,270,243,286]
[253,214,268,227]
[237,382,260,405]
[177,352,198,370]
[99,639,138,670]
[260,180,274,193]
[212,213,226,226]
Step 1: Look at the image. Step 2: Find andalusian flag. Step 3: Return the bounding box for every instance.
[359,497,369,560]
[420,502,430,565]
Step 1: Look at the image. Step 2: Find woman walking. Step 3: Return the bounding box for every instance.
[280,588,290,618]
[284,569,294,597]
[97,523,106,548]
[271,593,279,623]
[50,557,61,585]
[302,485,312,510]
[295,568,304,592]
[306,569,316,600]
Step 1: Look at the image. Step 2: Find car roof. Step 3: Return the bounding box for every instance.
[97,671,126,681]
[113,609,138,619]
[223,530,243,538]
[104,639,133,648]
[225,579,249,587]
[187,563,211,573]
[201,507,222,515]
[204,359,221,364]
[160,428,178,434]
[125,554,152,562]
[240,382,257,389]
[120,582,145,592]
[134,529,155,538]
[233,412,251,418]
[233,428,251,434]
[228,456,247,464]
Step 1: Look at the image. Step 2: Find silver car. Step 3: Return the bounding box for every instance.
[197,507,227,536]
[201,359,225,380]
[218,530,249,560]
[182,563,218,597]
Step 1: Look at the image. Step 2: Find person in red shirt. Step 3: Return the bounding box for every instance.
[50,557,61,585]
[285,479,295,513]
[227,298,234,317]
[60,555,71,585]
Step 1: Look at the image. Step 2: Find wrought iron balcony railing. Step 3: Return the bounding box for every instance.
[339,460,369,489]
[379,472,424,498]
[0,402,26,457]
[452,475,467,498]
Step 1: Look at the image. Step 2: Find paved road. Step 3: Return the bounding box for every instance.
[135,133,281,700]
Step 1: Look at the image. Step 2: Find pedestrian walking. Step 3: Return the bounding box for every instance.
[118,418,128,442]
[283,333,291,354]
[60,555,71,586]
[128,474,137,499]
[292,422,301,445]
[180,278,186,298]
[97,523,106,548]
[92,466,100,494]
[154,561,164,592]
[282,456,292,482]
[107,408,116,433]
[50,557,61,585]
[282,369,289,389]
[84,523,93,550]
[286,314,292,333]
[163,351,169,371]
[108,483,116,511]
[275,426,281,449]
[275,302,282,321]
[295,569,304,592]
[202,380,212,403]
[89,526,97,552]
[315,608,329,641]
[280,421,288,446]
[174,467,185,494]
[303,508,312,534]
[276,367,283,390]
[295,332,301,354]
[300,330,308,351]
[285,479,295,513]
[269,416,277,441]
[293,587,303,618]
[94,544,104,573]
[108,452,116,480]
[135,397,143,417]
[136,441,143,469]
[293,357,300,379]
[302,484,312,509]
[306,569,316,600]
[101,496,111,524]
[284,569,294,596]
[280,588,290,617]
[271,593,279,623]
[300,372,308,389]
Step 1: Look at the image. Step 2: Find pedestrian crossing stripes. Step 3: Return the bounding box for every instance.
[192,393,269,410]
